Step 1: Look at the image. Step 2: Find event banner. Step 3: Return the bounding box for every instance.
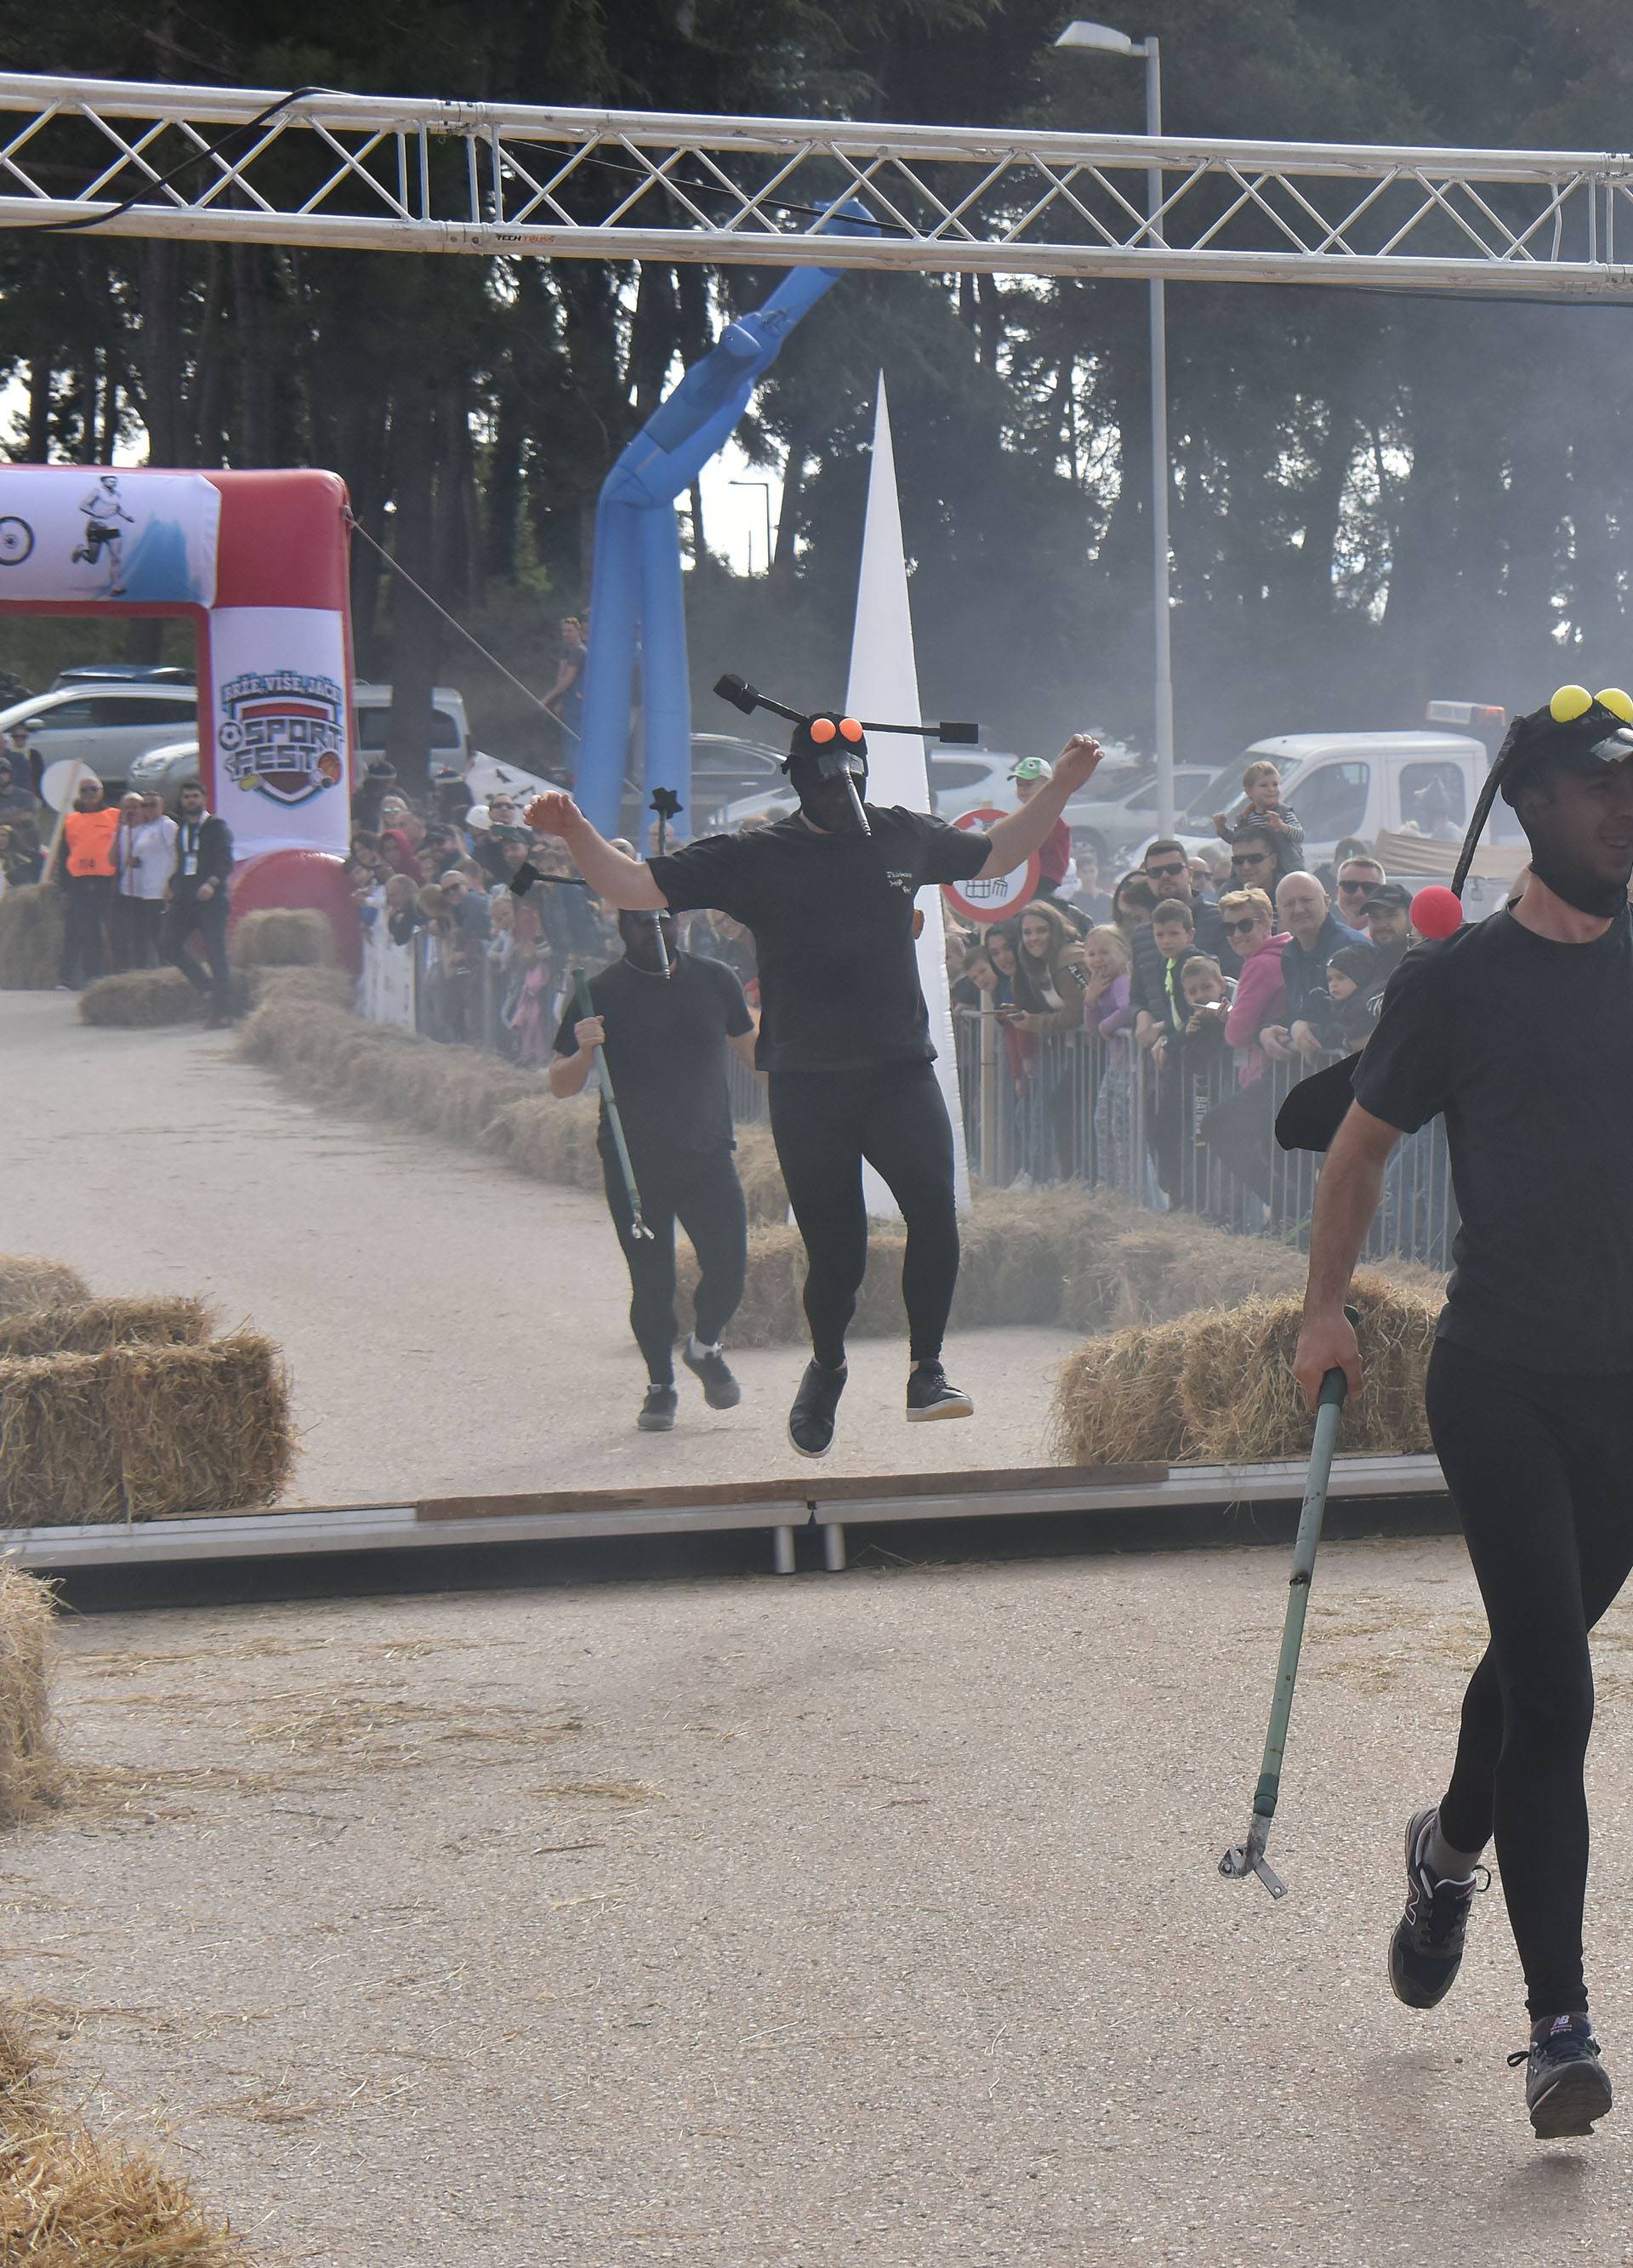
[0,467,220,606]
[205,606,353,859]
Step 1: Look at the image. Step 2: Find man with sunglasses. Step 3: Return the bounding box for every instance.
[1334,853,1385,928]
[1229,820,1300,896]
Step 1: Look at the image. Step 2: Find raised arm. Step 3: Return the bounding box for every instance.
[976,735,1103,880]
[1292,1100,1403,1406]
[526,793,666,911]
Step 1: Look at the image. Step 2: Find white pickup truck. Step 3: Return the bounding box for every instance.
[1177,713,1521,884]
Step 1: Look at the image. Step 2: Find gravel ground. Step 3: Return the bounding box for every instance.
[0,994,1076,1505]
[7,1536,1633,2265]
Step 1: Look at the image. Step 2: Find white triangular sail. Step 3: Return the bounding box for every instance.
[845,375,972,1214]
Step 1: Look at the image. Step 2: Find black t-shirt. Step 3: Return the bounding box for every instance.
[552,951,753,1164]
[1354,906,1633,1372]
[648,806,989,1074]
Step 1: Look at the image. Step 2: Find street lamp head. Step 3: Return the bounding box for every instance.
[1055,20,1140,54]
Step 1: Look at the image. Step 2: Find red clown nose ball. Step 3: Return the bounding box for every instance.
[1410,884,1465,939]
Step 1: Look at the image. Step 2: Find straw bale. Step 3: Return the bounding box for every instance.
[0,1257,90,1322]
[479,1095,606,1191]
[1176,1272,1439,1463]
[1050,1321,1196,1466]
[0,1997,249,2265]
[229,904,336,968]
[0,1296,212,1360]
[77,967,206,1026]
[734,1126,788,1227]
[243,963,356,1011]
[0,1336,294,1527]
[0,883,63,990]
[0,1566,63,1829]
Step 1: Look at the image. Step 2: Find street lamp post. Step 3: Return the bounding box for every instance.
[1055,20,1175,835]
[731,477,775,575]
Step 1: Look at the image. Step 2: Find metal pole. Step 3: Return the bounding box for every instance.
[980,1000,999,1183]
[1145,37,1175,839]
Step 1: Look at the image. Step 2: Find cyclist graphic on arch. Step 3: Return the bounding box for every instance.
[71,472,136,596]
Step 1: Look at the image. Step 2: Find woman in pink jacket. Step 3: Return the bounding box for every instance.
[1219,888,1289,1085]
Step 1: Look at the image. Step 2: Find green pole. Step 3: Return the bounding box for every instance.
[572,968,651,1241]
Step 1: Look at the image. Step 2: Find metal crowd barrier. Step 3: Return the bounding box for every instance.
[357,923,1456,1272]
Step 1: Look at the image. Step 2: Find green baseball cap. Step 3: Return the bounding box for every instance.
[1009,756,1053,782]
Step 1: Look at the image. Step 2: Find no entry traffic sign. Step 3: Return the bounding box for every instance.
[941,806,1041,925]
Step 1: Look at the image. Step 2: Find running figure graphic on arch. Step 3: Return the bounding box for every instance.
[71,473,136,596]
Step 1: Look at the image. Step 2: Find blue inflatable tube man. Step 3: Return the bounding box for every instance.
[574,208,874,842]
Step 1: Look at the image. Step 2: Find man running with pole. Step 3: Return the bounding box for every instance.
[1289,684,1633,2140]
[548,907,759,1433]
[529,692,1102,1456]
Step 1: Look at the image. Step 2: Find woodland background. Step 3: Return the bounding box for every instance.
[3,1,1630,784]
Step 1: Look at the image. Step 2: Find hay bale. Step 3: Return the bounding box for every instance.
[1177,1273,1439,1463]
[230,904,337,968]
[1050,1271,1442,1468]
[1050,1320,1196,1466]
[735,1126,788,1227]
[245,963,356,1011]
[0,1296,213,1360]
[0,883,63,990]
[77,967,205,1026]
[0,1336,294,1526]
[479,1094,606,1191]
[0,1566,62,1828]
[0,1258,90,1322]
[0,1998,248,2264]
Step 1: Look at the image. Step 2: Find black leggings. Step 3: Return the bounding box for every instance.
[602,1145,747,1385]
[1426,1337,1633,2017]
[768,1061,959,1368]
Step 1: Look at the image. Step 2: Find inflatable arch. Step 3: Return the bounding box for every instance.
[0,464,355,859]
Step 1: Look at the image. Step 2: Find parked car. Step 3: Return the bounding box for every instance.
[1061,762,1218,871]
[50,664,195,689]
[0,682,201,793]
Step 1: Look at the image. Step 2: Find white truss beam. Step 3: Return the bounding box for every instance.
[2,71,1631,296]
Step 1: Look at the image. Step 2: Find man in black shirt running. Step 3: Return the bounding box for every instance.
[549,909,759,1432]
[529,713,1102,1455]
[1294,684,1633,2140]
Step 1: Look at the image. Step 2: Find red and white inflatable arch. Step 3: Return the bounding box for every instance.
[0,464,355,860]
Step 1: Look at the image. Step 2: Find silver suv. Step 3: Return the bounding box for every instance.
[0,682,199,791]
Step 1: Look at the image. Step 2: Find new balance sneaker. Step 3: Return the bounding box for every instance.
[637,1384,678,1433]
[683,1336,742,1410]
[1508,2015,1613,2140]
[1388,1805,1489,2009]
[788,1359,847,1459]
[905,1362,975,1422]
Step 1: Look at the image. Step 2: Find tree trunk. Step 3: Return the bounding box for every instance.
[24,358,52,462]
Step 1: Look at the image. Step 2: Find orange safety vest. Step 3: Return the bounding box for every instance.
[63,807,120,879]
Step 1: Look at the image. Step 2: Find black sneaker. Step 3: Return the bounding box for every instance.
[905,1362,975,1422]
[788,1360,846,1459]
[1388,1805,1489,2009]
[683,1338,742,1410]
[1509,2016,1613,2140]
[637,1384,677,1433]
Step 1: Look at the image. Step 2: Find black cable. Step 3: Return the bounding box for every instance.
[19,86,327,235]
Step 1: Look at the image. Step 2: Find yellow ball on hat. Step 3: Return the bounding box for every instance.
[1595,686,1633,722]
[1550,684,1593,721]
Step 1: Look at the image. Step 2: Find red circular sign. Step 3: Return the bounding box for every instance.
[940,806,1042,926]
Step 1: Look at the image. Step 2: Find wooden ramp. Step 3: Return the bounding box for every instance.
[1,1454,1448,1577]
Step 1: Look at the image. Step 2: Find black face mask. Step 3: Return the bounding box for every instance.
[1522,828,1633,920]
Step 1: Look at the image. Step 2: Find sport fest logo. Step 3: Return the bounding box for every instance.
[218,670,346,806]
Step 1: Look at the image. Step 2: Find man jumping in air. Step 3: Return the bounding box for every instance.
[1293,684,1633,2140]
[530,709,1101,1456]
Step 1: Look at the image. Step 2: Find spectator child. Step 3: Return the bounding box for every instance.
[1073,924,1141,1191]
[1111,871,1157,935]
[1213,759,1306,863]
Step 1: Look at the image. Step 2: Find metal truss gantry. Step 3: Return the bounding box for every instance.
[3,71,1633,297]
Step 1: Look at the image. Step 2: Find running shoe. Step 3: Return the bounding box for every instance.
[1388,1804,1489,2009]
[905,1362,975,1422]
[1509,2016,1613,2140]
[788,1359,846,1458]
[683,1338,742,1410]
[637,1384,677,1433]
